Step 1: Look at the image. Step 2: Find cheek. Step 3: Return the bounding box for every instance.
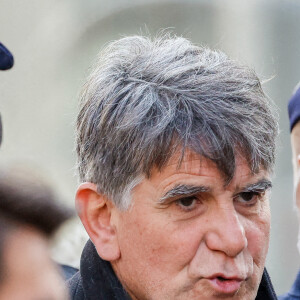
[246,207,271,266]
[117,209,202,271]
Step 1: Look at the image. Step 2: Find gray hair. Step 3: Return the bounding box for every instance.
[76,34,278,210]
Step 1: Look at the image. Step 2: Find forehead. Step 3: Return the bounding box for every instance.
[3,227,50,275]
[149,150,268,190]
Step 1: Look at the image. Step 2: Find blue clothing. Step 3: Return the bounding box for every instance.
[61,264,78,281]
[0,42,13,70]
[288,87,300,131]
[279,270,300,300]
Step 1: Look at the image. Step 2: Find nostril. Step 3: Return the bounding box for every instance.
[205,228,247,257]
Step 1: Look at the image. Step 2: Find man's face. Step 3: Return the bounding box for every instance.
[290,122,300,253]
[291,122,300,209]
[111,152,271,300]
[0,226,68,300]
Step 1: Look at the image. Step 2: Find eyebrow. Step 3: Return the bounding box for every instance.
[240,179,272,193]
[159,184,209,204]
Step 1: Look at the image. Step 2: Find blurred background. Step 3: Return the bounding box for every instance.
[0,0,299,294]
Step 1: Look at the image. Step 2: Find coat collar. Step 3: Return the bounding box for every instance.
[79,240,131,300]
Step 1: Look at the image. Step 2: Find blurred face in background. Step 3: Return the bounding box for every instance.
[0,226,68,300]
[291,122,300,253]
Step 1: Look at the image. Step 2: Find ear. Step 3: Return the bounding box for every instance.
[75,183,120,261]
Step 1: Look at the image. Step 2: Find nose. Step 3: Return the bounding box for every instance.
[205,205,247,257]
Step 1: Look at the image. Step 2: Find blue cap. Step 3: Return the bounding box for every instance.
[0,42,14,70]
[288,85,300,132]
[0,42,13,146]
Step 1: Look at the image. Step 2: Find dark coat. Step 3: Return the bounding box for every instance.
[68,240,277,300]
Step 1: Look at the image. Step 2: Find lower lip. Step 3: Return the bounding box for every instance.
[208,278,242,294]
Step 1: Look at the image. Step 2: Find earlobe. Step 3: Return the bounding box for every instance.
[75,183,120,261]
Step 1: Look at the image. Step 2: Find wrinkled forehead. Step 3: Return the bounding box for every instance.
[157,149,269,185]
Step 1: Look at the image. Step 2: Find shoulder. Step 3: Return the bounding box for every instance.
[60,264,78,281]
[278,270,300,300]
[256,268,278,300]
[67,271,85,300]
[279,293,300,300]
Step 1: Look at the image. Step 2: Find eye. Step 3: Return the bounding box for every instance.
[176,196,198,211]
[240,192,257,201]
[235,191,263,205]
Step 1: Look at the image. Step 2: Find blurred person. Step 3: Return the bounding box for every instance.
[0,42,14,71]
[69,35,278,299]
[279,83,300,300]
[0,42,74,299]
[0,167,73,300]
[0,41,14,147]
